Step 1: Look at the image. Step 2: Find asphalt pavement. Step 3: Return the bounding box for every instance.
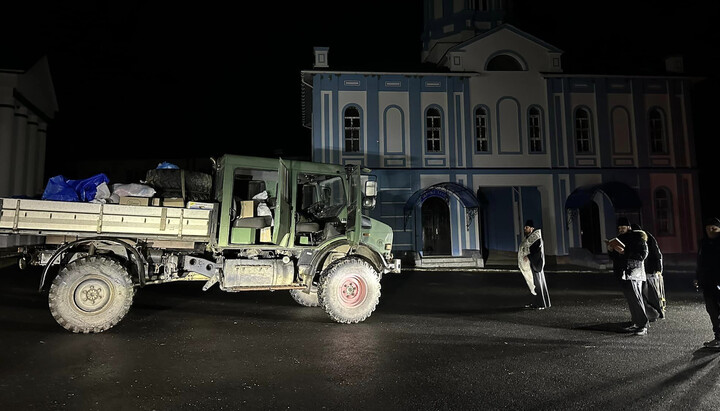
[1,261,719,411]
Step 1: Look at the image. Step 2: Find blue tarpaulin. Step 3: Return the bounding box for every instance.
[42,173,110,202]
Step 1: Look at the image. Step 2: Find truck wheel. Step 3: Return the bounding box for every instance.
[48,256,134,333]
[318,258,381,323]
[289,286,319,307]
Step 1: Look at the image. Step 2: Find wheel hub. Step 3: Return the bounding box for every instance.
[339,275,367,307]
[74,278,112,313]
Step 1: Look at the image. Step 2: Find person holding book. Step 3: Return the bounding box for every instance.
[608,217,649,336]
[631,223,665,320]
[695,217,720,349]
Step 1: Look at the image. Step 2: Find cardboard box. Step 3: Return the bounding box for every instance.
[151,198,162,206]
[260,226,272,243]
[239,200,254,218]
[163,198,185,208]
[187,201,215,210]
[119,196,150,206]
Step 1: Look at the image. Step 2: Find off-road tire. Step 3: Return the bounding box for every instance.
[48,256,134,333]
[145,169,212,199]
[289,286,320,307]
[318,258,381,323]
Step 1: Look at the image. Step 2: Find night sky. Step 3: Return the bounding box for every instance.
[3,1,719,213]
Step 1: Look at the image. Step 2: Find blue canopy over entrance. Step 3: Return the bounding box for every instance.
[564,181,642,210]
[404,182,479,228]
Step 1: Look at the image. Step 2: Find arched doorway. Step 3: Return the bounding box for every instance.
[580,201,602,254]
[565,181,642,255]
[422,197,451,255]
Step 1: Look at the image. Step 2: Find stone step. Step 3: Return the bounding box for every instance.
[416,256,481,268]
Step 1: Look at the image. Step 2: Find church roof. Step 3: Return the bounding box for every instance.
[449,23,563,54]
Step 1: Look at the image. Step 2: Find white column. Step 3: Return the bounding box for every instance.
[11,105,28,196]
[24,113,39,196]
[35,122,47,195]
[0,93,14,197]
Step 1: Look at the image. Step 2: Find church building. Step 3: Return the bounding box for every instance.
[300,1,700,267]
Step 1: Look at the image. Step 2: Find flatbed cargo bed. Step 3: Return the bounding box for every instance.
[0,198,216,242]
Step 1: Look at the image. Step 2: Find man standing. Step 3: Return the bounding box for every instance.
[518,220,550,310]
[695,217,720,349]
[631,223,665,320]
[608,217,649,336]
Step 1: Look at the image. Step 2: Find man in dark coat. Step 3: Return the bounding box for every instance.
[518,220,550,309]
[608,217,649,336]
[695,217,720,349]
[631,223,665,320]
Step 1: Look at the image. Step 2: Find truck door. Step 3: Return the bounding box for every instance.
[345,165,362,248]
[273,159,292,246]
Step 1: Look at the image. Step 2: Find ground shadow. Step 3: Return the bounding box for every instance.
[573,321,633,334]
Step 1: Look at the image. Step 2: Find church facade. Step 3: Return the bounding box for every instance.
[300,1,700,266]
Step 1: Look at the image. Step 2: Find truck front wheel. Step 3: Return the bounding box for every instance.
[318,258,381,323]
[48,256,134,333]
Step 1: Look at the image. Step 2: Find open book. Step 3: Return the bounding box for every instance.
[606,237,625,252]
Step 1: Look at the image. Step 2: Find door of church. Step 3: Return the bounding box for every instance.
[580,202,602,254]
[422,197,451,255]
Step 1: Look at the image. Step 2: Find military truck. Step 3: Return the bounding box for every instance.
[0,154,400,333]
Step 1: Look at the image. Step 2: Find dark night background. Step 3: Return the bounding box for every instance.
[2,1,719,216]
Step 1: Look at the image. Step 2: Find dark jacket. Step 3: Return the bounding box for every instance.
[697,234,720,287]
[609,230,648,281]
[643,230,663,274]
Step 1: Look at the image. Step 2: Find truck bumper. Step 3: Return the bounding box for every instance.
[388,258,401,274]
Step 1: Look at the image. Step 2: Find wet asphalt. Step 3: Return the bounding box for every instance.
[1,260,719,411]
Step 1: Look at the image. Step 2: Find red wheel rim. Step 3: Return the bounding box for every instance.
[339,275,367,307]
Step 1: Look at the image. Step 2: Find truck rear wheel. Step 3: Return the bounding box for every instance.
[289,286,319,307]
[48,256,134,333]
[318,258,381,323]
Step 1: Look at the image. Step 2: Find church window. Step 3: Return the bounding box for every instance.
[344,106,360,153]
[649,108,668,154]
[426,108,442,152]
[486,54,523,71]
[475,107,489,152]
[654,187,674,235]
[574,108,592,153]
[528,106,542,153]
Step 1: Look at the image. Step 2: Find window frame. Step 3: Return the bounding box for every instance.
[474,105,490,153]
[343,105,361,153]
[653,187,674,235]
[528,105,543,153]
[425,107,443,153]
[574,107,593,154]
[648,108,668,155]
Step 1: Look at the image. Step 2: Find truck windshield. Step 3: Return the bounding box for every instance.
[318,176,345,208]
[298,174,347,220]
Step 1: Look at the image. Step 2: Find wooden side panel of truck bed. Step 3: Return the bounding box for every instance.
[0,198,215,240]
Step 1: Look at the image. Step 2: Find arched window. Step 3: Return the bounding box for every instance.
[344,106,360,153]
[528,106,542,153]
[654,187,674,235]
[649,108,668,154]
[475,106,489,152]
[486,54,523,71]
[426,107,442,152]
[575,108,592,154]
